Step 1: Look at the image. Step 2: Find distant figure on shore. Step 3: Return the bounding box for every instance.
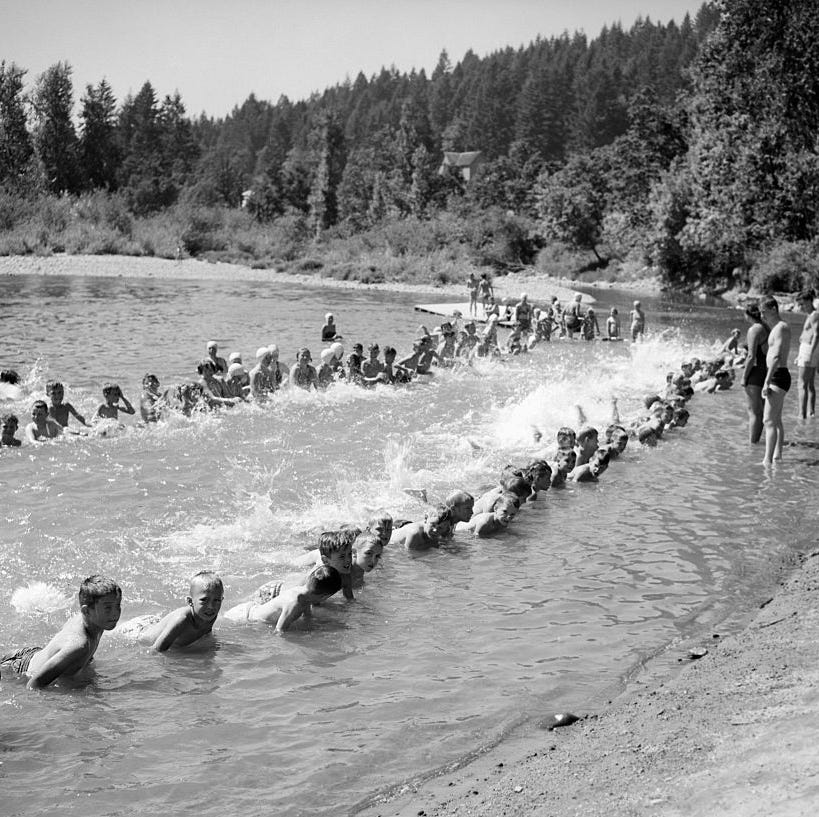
[629,301,646,341]
[740,304,768,444]
[606,308,621,340]
[794,290,819,419]
[479,273,494,316]
[760,296,792,466]
[467,273,479,317]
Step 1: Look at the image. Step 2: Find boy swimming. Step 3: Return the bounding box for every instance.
[389,505,451,551]
[1,575,121,689]
[140,374,162,423]
[223,565,342,632]
[95,383,136,420]
[122,571,223,651]
[47,381,88,429]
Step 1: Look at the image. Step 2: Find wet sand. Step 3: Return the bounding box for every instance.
[357,549,819,817]
[0,253,658,303]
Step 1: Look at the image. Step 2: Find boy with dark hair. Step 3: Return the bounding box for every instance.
[1,412,21,447]
[46,381,88,428]
[223,565,342,631]
[1,575,122,688]
[95,383,136,420]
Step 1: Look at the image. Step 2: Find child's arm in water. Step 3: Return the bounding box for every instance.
[141,608,195,652]
[66,402,88,426]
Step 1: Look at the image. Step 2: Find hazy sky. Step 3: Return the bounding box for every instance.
[1,0,705,118]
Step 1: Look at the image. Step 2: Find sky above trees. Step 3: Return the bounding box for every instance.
[1,0,704,117]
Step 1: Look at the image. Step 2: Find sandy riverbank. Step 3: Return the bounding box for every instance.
[0,254,659,305]
[356,549,819,817]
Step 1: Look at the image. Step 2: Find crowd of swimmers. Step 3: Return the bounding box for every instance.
[3,325,748,690]
[0,290,650,448]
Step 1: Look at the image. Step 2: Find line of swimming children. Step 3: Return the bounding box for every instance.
[1,345,739,689]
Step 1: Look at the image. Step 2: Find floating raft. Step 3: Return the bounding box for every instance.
[414,291,596,326]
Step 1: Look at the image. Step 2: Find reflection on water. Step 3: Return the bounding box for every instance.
[1,273,818,817]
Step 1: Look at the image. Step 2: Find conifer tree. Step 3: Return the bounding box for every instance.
[78,79,120,190]
[0,61,34,188]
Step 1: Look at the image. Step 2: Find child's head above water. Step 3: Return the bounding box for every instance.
[188,571,224,621]
[424,504,453,538]
[78,575,122,621]
[556,426,576,450]
[318,529,357,574]
[352,532,382,572]
[305,564,343,600]
[366,513,393,547]
[46,381,64,400]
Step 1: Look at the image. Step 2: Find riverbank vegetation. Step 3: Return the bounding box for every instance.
[2,1,818,293]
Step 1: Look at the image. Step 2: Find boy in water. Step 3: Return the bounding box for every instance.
[290,347,319,390]
[125,571,223,651]
[223,565,342,631]
[95,383,136,420]
[389,505,451,551]
[25,399,63,442]
[629,301,646,341]
[140,373,162,423]
[1,575,121,689]
[206,341,228,375]
[46,381,88,429]
[761,296,792,465]
[570,447,611,482]
[2,412,22,447]
[606,308,621,340]
[316,529,356,599]
[321,313,338,342]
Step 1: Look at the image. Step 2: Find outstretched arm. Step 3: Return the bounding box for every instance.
[67,402,88,426]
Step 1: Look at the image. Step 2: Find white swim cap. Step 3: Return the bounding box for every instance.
[227,363,245,378]
[229,352,241,363]
[268,344,279,357]
[325,312,333,321]
[207,340,218,349]
[256,346,269,360]
[320,348,334,363]
[331,341,344,359]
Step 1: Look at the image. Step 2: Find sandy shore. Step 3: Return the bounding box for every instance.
[356,549,819,817]
[0,254,658,305]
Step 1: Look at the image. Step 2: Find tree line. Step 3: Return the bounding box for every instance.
[2,1,818,292]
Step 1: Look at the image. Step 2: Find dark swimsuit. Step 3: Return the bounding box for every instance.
[745,343,767,388]
[0,646,42,678]
[770,367,791,392]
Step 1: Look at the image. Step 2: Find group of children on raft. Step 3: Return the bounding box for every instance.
[1,331,742,689]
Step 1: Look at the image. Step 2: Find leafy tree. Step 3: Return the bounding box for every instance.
[0,61,34,188]
[78,79,120,190]
[30,62,80,194]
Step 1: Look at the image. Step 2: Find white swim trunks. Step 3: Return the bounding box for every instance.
[796,340,819,368]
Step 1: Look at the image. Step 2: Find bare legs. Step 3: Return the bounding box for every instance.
[797,365,816,419]
[762,388,786,465]
[744,384,764,443]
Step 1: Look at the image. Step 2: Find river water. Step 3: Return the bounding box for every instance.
[1,272,817,817]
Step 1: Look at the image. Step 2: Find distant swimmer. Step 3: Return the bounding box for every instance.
[95,383,136,420]
[223,565,342,632]
[46,381,88,429]
[361,343,387,385]
[1,575,121,689]
[25,399,63,442]
[250,347,273,400]
[606,308,621,340]
[760,296,792,466]
[206,341,228,375]
[629,301,646,341]
[120,571,223,651]
[1,412,21,447]
[794,289,819,419]
[321,313,340,342]
[564,293,584,338]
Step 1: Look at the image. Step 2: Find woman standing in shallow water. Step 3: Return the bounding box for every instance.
[740,303,769,444]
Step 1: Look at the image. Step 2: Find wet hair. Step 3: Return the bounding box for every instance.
[297,347,312,361]
[0,370,20,384]
[592,447,611,467]
[367,343,380,353]
[1,412,19,427]
[46,380,63,395]
[744,303,762,321]
[577,425,598,445]
[500,474,531,499]
[306,564,342,597]
[32,399,48,413]
[366,513,393,540]
[643,393,661,410]
[526,459,552,488]
[190,570,223,595]
[384,346,396,358]
[425,504,453,528]
[318,529,358,557]
[102,382,120,396]
[637,424,658,446]
[197,360,215,375]
[605,423,627,443]
[143,373,159,387]
[78,575,122,607]
[610,307,618,316]
[672,407,690,427]
[556,426,576,449]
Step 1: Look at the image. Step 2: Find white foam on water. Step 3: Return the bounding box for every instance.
[10,581,72,614]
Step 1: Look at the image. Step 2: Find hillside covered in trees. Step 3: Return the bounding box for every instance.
[2,0,819,293]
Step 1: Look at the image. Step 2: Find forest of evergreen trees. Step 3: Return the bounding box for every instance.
[3,0,819,292]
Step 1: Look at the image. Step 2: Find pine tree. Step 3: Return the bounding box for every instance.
[78,79,120,190]
[30,61,80,194]
[0,61,34,188]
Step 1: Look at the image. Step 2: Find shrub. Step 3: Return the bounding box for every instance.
[749,241,819,294]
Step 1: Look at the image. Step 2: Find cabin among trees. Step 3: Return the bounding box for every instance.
[438,151,483,183]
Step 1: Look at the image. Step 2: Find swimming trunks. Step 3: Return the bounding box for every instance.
[0,646,42,676]
[796,341,819,368]
[769,368,791,393]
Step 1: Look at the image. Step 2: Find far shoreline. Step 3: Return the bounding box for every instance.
[0,253,661,307]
